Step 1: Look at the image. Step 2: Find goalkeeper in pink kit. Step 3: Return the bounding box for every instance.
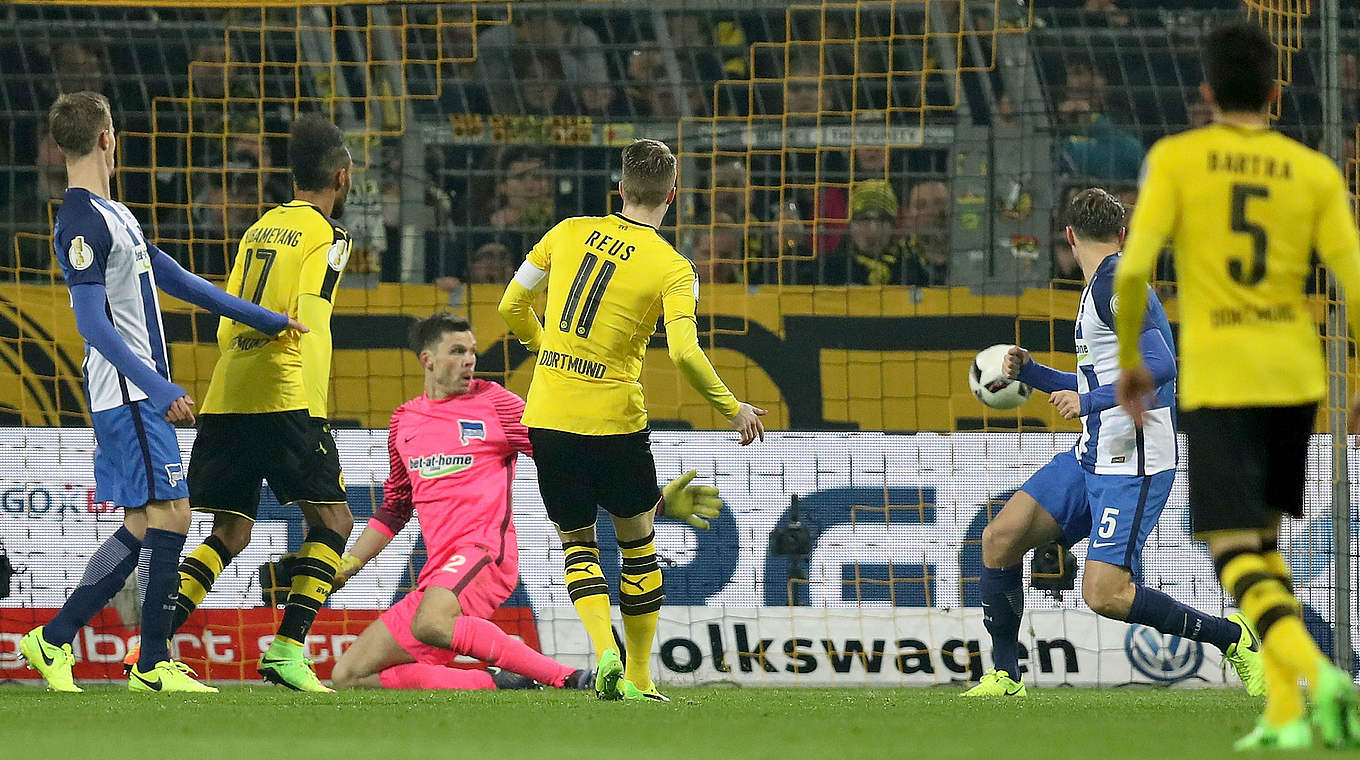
[331,313,720,690]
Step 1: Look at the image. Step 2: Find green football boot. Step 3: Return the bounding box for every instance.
[18,627,82,693]
[961,669,1027,697]
[594,648,624,701]
[1311,663,1360,749]
[259,652,334,693]
[1223,612,1265,696]
[621,679,670,703]
[1233,717,1312,751]
[128,660,218,693]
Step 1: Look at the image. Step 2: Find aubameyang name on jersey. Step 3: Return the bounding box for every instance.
[242,226,304,247]
[583,230,635,260]
[538,349,607,379]
[1205,151,1292,179]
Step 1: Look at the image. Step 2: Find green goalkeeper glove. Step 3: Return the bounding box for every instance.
[330,552,364,592]
[661,469,724,530]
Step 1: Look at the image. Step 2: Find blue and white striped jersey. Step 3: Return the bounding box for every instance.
[53,188,171,413]
[1076,253,1177,475]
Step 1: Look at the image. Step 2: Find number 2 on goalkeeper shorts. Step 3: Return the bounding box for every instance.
[440,554,467,575]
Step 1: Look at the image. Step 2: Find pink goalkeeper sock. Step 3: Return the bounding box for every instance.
[451,615,576,688]
[379,663,495,690]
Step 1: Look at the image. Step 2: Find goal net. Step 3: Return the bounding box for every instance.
[0,0,1354,686]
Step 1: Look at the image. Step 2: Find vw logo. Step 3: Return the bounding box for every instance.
[1125,624,1203,683]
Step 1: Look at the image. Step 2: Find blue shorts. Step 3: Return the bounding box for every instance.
[91,400,188,507]
[1019,450,1175,574]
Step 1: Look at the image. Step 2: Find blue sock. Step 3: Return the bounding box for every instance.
[980,564,1025,678]
[136,528,187,669]
[1128,585,1241,652]
[44,527,141,646]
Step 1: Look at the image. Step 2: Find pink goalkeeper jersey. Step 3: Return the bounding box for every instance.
[370,380,531,588]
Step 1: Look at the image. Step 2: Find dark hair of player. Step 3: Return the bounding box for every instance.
[1066,187,1124,243]
[409,312,473,355]
[620,138,677,208]
[48,91,112,158]
[288,113,349,192]
[1205,22,1275,112]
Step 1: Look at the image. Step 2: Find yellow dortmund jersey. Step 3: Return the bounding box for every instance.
[1115,123,1360,410]
[520,213,708,435]
[201,200,351,417]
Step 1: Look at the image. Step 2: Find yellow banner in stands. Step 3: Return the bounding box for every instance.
[0,283,1097,432]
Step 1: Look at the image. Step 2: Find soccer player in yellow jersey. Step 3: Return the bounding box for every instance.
[151,114,354,692]
[499,139,766,702]
[1114,23,1360,750]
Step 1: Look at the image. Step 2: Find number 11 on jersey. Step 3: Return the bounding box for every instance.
[561,252,616,338]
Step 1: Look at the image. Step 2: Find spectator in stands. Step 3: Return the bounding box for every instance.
[52,40,107,98]
[459,147,557,269]
[1079,0,1131,28]
[1057,96,1145,180]
[188,42,264,136]
[466,241,517,285]
[188,158,262,276]
[771,199,810,260]
[784,54,839,116]
[1063,61,1103,106]
[623,48,708,120]
[477,10,612,115]
[814,129,900,254]
[706,157,766,264]
[665,12,747,81]
[902,180,951,286]
[823,181,931,287]
[692,211,743,285]
[514,53,573,116]
[0,128,65,276]
[490,148,554,234]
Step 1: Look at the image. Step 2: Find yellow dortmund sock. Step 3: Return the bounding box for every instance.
[1259,550,1325,689]
[618,531,664,687]
[1220,551,1325,691]
[563,541,617,658]
[1262,644,1306,726]
[1260,549,1296,594]
[275,526,345,646]
[174,535,233,632]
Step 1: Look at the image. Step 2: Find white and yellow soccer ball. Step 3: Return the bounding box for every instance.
[968,344,1032,410]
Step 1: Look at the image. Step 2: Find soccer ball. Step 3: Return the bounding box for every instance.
[968,344,1032,410]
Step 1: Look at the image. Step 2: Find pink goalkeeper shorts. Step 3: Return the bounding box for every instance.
[378,545,518,665]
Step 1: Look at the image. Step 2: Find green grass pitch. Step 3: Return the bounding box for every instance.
[0,685,1348,759]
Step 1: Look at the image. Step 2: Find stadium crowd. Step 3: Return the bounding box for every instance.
[0,2,1354,294]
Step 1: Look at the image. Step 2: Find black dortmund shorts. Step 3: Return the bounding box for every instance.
[1179,403,1316,535]
[528,427,663,533]
[188,411,346,520]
